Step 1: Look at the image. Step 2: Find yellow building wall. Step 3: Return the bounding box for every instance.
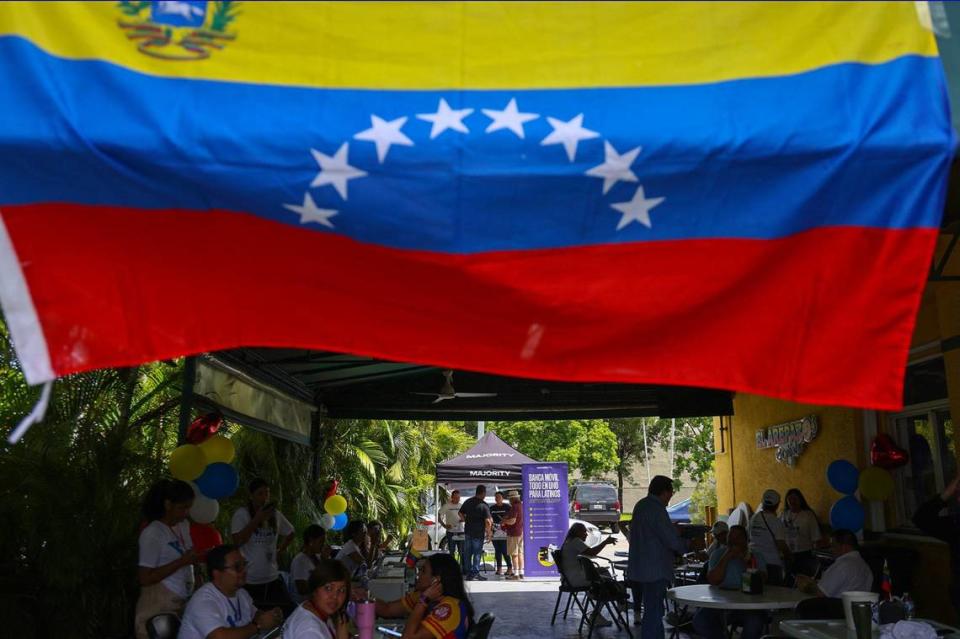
[715,395,862,520]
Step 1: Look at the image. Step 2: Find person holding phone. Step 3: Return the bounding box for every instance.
[374,553,474,638]
[283,559,352,639]
[135,479,200,639]
[230,478,295,614]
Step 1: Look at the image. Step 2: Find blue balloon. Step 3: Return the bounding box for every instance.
[827,459,859,494]
[195,462,239,500]
[829,496,865,532]
[331,512,348,531]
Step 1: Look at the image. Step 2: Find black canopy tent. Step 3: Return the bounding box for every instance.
[436,431,538,490]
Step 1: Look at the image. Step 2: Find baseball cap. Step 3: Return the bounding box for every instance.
[762,489,781,507]
[711,521,729,535]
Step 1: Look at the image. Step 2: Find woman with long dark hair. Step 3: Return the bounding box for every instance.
[375,552,474,638]
[230,477,295,613]
[134,479,198,639]
[780,488,823,578]
[283,559,352,639]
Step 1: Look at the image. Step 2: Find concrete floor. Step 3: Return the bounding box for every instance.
[464,534,693,639]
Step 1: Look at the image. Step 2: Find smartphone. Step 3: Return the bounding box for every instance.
[377,626,403,637]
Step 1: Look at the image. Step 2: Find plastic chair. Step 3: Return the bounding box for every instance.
[550,548,590,625]
[578,555,632,639]
[466,612,496,639]
[146,613,180,639]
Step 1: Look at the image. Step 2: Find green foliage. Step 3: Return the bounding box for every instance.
[0,319,473,638]
[490,420,619,479]
[689,466,718,525]
[116,1,150,17]
[210,1,240,32]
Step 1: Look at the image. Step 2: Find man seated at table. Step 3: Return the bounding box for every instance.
[559,523,618,627]
[179,544,283,639]
[795,529,872,598]
[692,525,767,639]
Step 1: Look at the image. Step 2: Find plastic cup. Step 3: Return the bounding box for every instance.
[841,591,879,629]
[356,601,376,639]
[851,602,873,639]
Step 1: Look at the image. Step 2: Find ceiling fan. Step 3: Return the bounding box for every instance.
[413,370,498,404]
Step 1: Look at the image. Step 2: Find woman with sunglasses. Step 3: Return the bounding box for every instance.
[375,553,474,639]
[283,559,352,639]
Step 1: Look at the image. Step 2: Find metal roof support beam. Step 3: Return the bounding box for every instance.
[177,355,197,445]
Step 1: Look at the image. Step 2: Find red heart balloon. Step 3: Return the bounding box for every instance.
[871,433,909,470]
[186,412,223,445]
[325,478,339,499]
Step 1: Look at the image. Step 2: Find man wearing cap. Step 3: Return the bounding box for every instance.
[627,475,694,639]
[748,489,791,585]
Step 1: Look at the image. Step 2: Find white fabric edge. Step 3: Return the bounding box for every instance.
[0,212,54,384]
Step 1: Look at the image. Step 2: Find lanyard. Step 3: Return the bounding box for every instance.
[168,523,187,555]
[227,595,243,627]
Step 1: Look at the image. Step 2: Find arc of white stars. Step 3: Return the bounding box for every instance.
[540,113,599,161]
[417,98,474,139]
[310,142,367,200]
[610,186,665,230]
[586,141,642,194]
[283,192,338,228]
[354,115,414,163]
[481,98,539,139]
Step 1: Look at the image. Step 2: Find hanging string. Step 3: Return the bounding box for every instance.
[7,381,53,444]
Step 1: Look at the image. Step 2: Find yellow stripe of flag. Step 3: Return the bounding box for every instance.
[0,1,937,89]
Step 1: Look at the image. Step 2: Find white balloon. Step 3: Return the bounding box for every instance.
[320,513,336,530]
[190,492,219,524]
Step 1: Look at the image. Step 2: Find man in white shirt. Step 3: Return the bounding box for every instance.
[439,489,464,564]
[179,544,282,639]
[796,529,873,598]
[748,489,790,585]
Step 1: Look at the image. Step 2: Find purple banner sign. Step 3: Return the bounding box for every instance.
[521,462,569,578]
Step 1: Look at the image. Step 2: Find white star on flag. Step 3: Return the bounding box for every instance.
[586,141,642,194]
[310,142,367,200]
[283,192,338,228]
[541,113,600,162]
[610,186,665,230]
[481,98,539,139]
[417,98,474,139]
[354,115,414,163]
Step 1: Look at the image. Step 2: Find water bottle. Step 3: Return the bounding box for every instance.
[902,592,915,620]
[357,562,370,590]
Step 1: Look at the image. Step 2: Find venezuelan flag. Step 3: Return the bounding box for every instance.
[0,2,952,409]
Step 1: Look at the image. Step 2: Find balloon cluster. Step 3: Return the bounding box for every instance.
[169,413,239,525]
[826,449,897,533]
[320,480,349,531]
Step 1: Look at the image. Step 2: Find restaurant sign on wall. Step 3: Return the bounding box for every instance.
[755,415,818,466]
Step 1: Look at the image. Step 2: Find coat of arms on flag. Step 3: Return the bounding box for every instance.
[115,0,239,60]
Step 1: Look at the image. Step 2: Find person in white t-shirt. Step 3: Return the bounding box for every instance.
[439,490,464,563]
[179,544,282,639]
[780,488,823,577]
[231,478,296,615]
[135,479,201,639]
[334,521,369,578]
[748,489,791,585]
[795,529,873,599]
[283,559,351,639]
[291,525,332,604]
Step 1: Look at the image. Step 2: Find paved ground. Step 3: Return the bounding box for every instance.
[464,533,693,638]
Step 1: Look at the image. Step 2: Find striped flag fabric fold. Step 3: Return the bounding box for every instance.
[0,1,952,409]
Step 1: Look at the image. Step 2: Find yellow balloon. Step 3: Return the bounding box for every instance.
[859,466,894,501]
[325,494,347,515]
[169,444,207,481]
[199,435,236,464]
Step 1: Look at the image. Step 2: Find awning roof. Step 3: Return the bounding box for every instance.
[207,348,734,420]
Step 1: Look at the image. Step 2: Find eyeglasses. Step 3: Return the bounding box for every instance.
[225,560,249,572]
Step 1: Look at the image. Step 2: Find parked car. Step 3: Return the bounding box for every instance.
[569,481,621,533]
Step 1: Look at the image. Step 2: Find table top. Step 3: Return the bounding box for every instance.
[667,584,811,610]
[780,619,960,639]
[615,550,629,557]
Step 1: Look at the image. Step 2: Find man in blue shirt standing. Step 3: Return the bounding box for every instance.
[626,475,691,639]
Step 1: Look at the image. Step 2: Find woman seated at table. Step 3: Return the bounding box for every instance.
[335,520,368,578]
[283,559,351,639]
[693,525,767,639]
[374,553,473,638]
